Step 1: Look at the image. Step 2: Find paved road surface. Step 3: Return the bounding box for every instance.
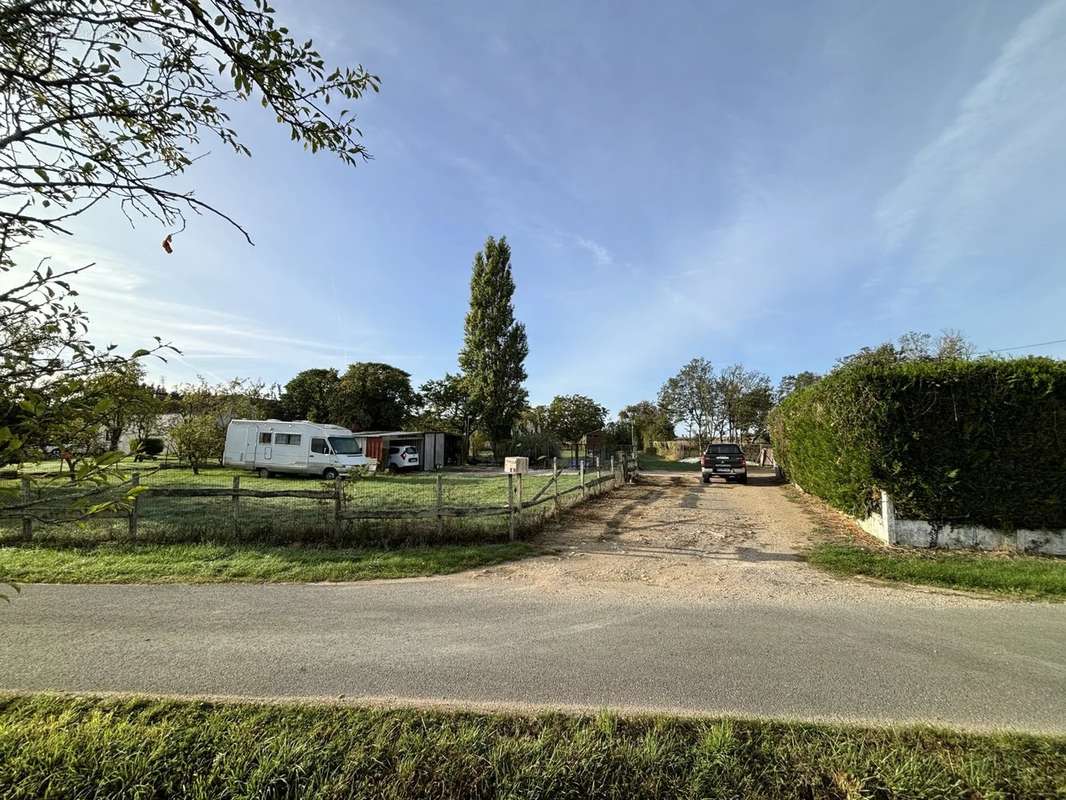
[4,577,1065,733]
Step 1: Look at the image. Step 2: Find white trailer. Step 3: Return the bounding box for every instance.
[223,419,369,479]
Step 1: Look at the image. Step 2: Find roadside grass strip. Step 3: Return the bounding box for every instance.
[808,543,1066,600]
[0,542,536,584]
[0,695,1062,799]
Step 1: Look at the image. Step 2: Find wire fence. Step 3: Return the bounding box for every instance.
[0,454,639,546]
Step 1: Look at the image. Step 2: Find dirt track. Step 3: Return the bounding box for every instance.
[479,467,970,605]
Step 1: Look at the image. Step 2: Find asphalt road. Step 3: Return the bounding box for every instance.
[3,578,1065,733]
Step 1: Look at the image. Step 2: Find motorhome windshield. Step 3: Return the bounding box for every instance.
[328,436,362,455]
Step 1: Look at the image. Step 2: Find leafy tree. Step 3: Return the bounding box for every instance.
[166,377,272,467]
[458,236,529,458]
[279,368,341,422]
[733,381,774,443]
[0,0,379,472]
[658,358,718,449]
[87,362,157,451]
[168,414,220,475]
[40,378,107,478]
[546,394,607,463]
[934,328,977,360]
[414,373,475,457]
[718,364,772,442]
[776,371,821,401]
[837,330,977,369]
[618,401,673,450]
[335,363,417,431]
[515,405,555,437]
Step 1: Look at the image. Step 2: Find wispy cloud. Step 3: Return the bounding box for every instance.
[876,0,1066,275]
[11,236,398,382]
[574,236,613,266]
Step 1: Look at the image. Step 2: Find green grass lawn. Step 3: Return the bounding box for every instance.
[0,541,536,584]
[1,464,601,545]
[636,453,699,472]
[808,543,1066,600]
[0,695,1061,799]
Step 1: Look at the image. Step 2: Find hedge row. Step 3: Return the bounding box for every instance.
[769,357,1066,530]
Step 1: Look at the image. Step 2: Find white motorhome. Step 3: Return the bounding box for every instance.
[223,420,369,479]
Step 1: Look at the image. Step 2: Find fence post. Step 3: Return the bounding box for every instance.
[507,472,515,541]
[20,477,32,540]
[553,457,560,516]
[611,455,616,487]
[580,461,586,499]
[128,471,140,540]
[334,475,343,540]
[516,471,524,528]
[436,473,444,538]
[232,475,240,537]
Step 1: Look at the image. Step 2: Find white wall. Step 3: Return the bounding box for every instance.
[859,491,1066,556]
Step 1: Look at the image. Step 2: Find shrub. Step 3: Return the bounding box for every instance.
[130,437,165,459]
[769,357,1066,530]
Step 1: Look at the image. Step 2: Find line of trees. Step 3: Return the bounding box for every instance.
[656,358,774,449]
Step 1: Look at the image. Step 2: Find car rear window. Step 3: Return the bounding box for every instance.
[706,444,742,454]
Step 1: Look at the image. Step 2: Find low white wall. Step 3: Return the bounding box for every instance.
[858,491,1066,556]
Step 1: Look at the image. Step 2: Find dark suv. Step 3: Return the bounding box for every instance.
[700,443,747,484]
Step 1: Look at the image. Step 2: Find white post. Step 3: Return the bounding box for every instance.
[880,490,896,545]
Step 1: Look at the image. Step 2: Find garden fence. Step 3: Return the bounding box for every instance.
[0,452,640,546]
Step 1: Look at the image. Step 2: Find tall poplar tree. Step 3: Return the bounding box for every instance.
[458,236,529,459]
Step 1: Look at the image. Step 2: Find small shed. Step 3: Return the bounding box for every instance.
[351,430,463,471]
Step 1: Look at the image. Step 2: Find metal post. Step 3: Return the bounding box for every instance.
[436,473,444,537]
[516,471,523,528]
[20,477,32,540]
[232,475,240,536]
[611,455,616,487]
[553,457,560,516]
[129,471,140,540]
[580,461,586,499]
[507,472,515,541]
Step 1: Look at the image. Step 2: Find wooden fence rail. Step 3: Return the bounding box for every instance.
[3,454,638,542]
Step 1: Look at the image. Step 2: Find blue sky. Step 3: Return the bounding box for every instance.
[23,0,1066,413]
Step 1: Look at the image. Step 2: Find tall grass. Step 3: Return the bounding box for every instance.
[0,695,1061,799]
[0,541,536,583]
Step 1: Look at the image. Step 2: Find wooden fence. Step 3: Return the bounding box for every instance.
[2,453,640,543]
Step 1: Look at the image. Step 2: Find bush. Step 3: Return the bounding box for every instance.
[769,357,1066,530]
[130,437,164,459]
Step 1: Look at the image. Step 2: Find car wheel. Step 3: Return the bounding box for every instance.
[323,468,338,480]
[738,474,748,484]
[702,475,710,484]
[387,463,399,475]
[257,468,270,479]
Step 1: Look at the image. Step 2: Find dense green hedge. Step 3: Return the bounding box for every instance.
[769,358,1066,530]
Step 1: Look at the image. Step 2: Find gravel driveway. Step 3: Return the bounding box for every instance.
[480,467,975,606]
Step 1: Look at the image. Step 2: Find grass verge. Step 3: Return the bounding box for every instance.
[0,542,536,584]
[0,695,1062,799]
[808,543,1066,600]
